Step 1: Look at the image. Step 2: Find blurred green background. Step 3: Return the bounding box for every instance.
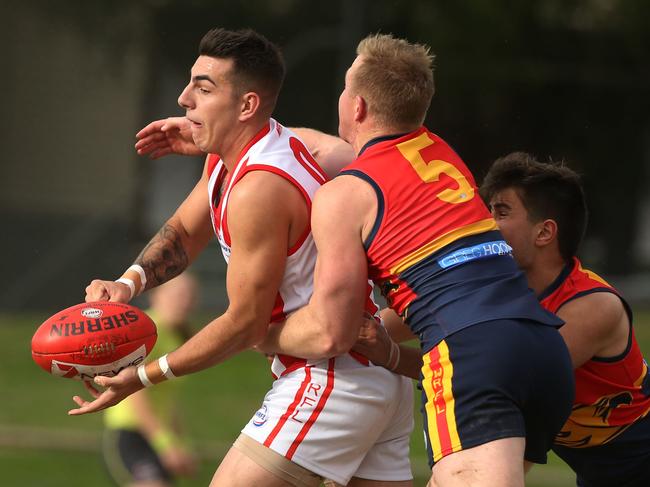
[5,310,650,486]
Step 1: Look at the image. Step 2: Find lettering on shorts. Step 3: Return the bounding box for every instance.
[290,382,322,423]
[431,367,446,414]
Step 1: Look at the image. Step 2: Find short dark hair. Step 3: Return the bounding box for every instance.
[480,152,588,262]
[199,28,285,113]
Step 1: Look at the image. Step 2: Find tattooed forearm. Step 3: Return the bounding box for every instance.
[134,223,189,289]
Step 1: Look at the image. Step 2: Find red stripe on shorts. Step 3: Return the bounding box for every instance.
[264,366,312,448]
[428,346,454,455]
[286,358,336,460]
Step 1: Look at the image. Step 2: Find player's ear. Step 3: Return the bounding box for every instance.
[239,92,261,121]
[353,95,367,123]
[535,219,557,248]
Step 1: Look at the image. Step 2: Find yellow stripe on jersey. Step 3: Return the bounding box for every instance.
[422,341,461,462]
[577,262,610,287]
[390,218,498,275]
[635,361,648,387]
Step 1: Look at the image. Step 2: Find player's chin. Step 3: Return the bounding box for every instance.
[191,134,207,151]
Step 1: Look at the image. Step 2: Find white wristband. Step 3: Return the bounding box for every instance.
[115,278,135,300]
[129,265,147,293]
[158,354,177,380]
[387,341,401,371]
[137,364,154,388]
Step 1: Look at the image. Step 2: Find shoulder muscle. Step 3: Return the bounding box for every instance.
[557,291,629,367]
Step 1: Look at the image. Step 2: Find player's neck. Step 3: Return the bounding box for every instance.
[219,118,269,171]
[352,123,419,155]
[526,254,567,297]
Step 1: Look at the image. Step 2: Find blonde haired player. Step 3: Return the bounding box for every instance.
[257,34,574,487]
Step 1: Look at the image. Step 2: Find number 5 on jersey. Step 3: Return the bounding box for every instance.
[397,133,475,204]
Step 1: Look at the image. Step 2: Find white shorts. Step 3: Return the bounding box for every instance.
[241,354,414,485]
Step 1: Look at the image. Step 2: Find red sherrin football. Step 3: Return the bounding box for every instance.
[31,301,157,380]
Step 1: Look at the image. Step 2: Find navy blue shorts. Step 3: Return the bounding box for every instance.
[102,429,171,485]
[419,319,574,467]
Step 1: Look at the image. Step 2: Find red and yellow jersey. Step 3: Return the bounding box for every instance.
[340,128,560,352]
[540,257,650,448]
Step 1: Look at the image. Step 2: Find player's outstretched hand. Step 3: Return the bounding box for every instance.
[135,117,204,159]
[85,279,132,303]
[352,316,393,367]
[69,366,142,415]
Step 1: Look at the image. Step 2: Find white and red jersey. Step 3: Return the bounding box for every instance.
[206,119,373,377]
[203,124,412,482]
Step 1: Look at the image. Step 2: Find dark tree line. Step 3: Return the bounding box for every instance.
[23,0,650,277]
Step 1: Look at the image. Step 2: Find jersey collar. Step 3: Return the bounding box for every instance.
[357,130,414,156]
[235,119,272,165]
[537,256,578,302]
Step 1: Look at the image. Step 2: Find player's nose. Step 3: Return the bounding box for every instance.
[178,84,193,110]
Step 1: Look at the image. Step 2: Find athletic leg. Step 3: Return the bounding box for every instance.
[211,434,324,487]
[211,446,305,487]
[430,437,526,487]
[325,479,411,487]
[126,482,168,487]
[347,478,412,487]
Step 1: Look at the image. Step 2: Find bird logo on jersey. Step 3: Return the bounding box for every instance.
[592,392,633,423]
[555,391,634,447]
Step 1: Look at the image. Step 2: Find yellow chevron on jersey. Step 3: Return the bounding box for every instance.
[578,262,609,287]
[635,361,649,387]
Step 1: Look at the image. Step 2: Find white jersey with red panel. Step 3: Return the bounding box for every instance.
[206,119,328,378]
[205,119,413,483]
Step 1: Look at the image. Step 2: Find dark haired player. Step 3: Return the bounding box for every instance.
[69,28,414,487]
[481,152,650,487]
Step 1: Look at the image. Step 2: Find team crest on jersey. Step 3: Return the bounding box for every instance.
[252,404,268,427]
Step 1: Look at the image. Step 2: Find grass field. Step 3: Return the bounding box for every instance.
[3,310,650,486]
